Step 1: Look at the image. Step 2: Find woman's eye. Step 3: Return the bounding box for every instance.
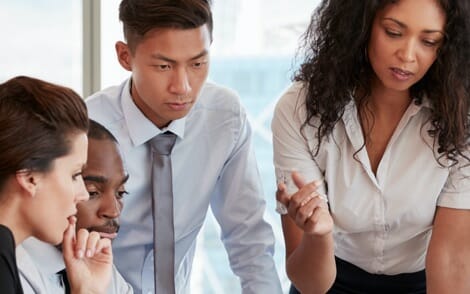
[72,172,82,181]
[422,40,438,47]
[385,29,401,37]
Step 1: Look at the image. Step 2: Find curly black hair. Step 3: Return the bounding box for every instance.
[294,0,470,165]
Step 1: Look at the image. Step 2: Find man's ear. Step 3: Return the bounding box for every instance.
[116,41,132,71]
[15,170,39,197]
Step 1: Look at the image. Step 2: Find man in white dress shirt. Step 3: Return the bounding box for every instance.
[17,120,133,294]
[86,0,282,293]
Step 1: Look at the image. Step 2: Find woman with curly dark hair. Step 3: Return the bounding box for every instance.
[272,0,470,293]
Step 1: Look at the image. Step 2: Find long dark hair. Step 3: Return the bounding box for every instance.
[295,0,470,165]
[0,76,89,191]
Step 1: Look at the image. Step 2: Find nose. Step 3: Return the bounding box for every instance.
[75,177,89,203]
[397,39,417,63]
[169,67,191,96]
[99,192,121,219]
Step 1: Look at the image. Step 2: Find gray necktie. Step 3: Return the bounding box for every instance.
[150,132,177,294]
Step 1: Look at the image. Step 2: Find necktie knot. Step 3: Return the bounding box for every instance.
[151,132,177,155]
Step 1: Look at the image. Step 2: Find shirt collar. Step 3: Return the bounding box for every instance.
[342,94,432,126]
[121,78,186,147]
[21,237,65,276]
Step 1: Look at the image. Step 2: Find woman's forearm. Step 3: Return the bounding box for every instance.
[287,232,336,294]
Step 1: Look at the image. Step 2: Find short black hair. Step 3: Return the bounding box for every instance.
[119,0,213,52]
[88,119,117,143]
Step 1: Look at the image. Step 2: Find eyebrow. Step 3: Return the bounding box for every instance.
[383,17,445,35]
[83,175,107,184]
[150,49,209,63]
[84,174,129,185]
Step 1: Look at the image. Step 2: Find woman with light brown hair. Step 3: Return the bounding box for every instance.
[0,76,113,294]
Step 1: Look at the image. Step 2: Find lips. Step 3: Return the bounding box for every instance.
[167,102,191,111]
[97,232,118,239]
[87,224,120,239]
[390,67,414,81]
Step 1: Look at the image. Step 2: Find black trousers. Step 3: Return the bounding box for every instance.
[289,257,426,294]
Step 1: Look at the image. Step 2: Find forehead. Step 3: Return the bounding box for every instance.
[378,0,446,31]
[85,139,124,172]
[59,132,88,165]
[135,25,211,60]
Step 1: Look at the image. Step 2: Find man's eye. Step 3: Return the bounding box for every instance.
[116,190,129,199]
[88,191,99,198]
[155,64,171,71]
[192,61,207,69]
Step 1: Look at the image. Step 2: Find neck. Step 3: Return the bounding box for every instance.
[368,80,412,118]
[130,80,171,129]
[0,200,29,246]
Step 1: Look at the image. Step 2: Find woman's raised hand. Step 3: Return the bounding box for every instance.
[62,216,112,294]
[277,171,333,236]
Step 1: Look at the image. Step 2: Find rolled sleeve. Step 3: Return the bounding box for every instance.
[437,155,470,209]
[272,82,325,195]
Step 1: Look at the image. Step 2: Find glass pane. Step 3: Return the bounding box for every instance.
[202,1,319,292]
[100,0,129,89]
[0,0,82,95]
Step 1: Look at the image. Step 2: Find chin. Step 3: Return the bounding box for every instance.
[37,232,63,246]
[383,81,414,93]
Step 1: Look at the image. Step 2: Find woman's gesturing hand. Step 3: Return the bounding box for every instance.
[277,171,333,236]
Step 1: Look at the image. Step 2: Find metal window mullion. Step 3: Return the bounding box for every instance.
[82,0,101,98]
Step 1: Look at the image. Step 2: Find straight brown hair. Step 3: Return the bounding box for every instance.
[0,76,89,191]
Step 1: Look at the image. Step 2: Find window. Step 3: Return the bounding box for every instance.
[197,1,319,292]
[0,0,82,94]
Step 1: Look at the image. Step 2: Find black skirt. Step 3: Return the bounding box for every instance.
[289,256,426,294]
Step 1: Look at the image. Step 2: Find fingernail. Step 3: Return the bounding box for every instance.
[314,178,324,186]
[77,250,84,259]
[319,193,328,203]
[86,249,93,258]
[276,201,288,215]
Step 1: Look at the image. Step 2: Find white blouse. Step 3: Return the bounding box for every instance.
[272,82,470,274]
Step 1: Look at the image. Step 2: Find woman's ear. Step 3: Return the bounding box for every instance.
[116,41,132,71]
[15,170,39,197]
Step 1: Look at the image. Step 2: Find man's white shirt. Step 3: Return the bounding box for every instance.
[17,237,133,294]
